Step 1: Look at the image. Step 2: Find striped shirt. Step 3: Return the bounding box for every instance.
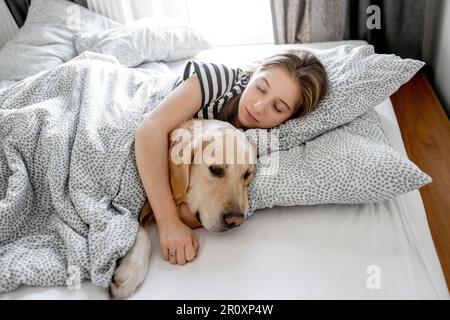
[173,60,250,119]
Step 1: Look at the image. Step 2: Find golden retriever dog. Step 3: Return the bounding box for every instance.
[109,119,257,299]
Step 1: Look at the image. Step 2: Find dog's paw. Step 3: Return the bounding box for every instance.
[109,260,147,300]
[109,225,151,300]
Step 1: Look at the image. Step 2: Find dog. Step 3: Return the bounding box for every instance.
[109,119,257,299]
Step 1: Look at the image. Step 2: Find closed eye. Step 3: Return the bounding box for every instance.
[257,86,282,113]
[273,104,282,113]
[257,85,266,93]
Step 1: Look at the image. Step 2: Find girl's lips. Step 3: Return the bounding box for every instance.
[245,107,258,123]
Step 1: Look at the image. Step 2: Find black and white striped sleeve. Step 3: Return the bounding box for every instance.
[173,60,240,111]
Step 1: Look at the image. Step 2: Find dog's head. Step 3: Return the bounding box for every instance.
[169,119,257,233]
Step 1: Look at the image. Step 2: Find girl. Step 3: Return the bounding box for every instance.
[134,49,328,266]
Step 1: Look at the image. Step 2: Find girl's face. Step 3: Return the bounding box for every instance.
[236,66,301,129]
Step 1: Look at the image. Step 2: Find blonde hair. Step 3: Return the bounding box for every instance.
[218,49,328,124]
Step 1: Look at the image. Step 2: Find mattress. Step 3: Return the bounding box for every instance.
[1,40,448,300]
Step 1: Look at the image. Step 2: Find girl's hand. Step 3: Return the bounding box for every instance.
[157,218,200,265]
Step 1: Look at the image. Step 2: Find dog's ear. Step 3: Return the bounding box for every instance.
[168,120,200,203]
[168,133,192,203]
[169,160,190,203]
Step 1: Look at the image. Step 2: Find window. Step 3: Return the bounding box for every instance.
[185,0,274,46]
[130,0,274,47]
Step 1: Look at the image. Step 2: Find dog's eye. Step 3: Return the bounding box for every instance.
[243,171,252,180]
[209,165,224,177]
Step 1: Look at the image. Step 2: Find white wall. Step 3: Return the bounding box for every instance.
[423,0,450,116]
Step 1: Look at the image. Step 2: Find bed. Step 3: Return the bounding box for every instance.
[0,35,448,300]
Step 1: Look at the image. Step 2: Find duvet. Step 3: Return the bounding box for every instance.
[0,52,177,293]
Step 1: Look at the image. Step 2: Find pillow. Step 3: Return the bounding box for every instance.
[133,61,172,76]
[74,17,213,67]
[245,45,425,156]
[247,110,432,214]
[0,0,120,81]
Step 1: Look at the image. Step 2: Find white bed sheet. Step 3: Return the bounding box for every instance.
[1,41,448,300]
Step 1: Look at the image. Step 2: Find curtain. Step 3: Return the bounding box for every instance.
[270,0,307,43]
[4,0,88,28]
[345,0,425,59]
[270,0,425,59]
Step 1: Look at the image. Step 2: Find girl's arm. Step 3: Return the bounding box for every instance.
[134,74,202,265]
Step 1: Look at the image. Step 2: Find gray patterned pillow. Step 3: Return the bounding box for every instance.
[75,17,213,67]
[0,0,119,81]
[247,110,432,214]
[245,45,425,156]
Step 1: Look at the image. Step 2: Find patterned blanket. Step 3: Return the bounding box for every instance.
[0,52,177,293]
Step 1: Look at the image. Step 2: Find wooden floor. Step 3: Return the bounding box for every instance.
[390,72,450,292]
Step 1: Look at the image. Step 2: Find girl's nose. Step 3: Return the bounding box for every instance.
[253,100,266,114]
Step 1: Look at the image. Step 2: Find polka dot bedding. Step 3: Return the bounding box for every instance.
[245,44,430,214]
[247,110,432,213]
[0,52,177,293]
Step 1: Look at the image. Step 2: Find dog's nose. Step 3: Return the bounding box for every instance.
[223,212,245,229]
